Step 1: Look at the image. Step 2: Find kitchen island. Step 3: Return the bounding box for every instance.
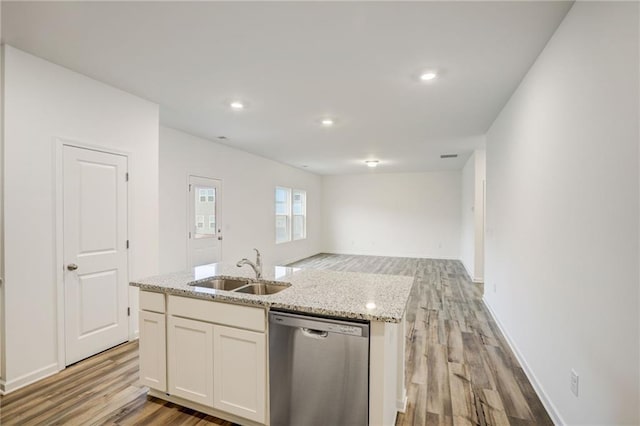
[131,262,414,426]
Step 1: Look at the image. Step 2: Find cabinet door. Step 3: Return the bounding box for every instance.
[213,325,266,423]
[139,310,167,391]
[168,316,214,407]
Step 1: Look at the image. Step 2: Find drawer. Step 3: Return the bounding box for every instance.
[140,290,166,313]
[168,295,265,332]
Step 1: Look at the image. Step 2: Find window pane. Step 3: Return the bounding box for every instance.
[275,215,289,243]
[292,191,305,215]
[195,186,215,238]
[275,187,290,216]
[292,215,305,240]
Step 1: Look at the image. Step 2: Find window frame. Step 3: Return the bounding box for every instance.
[275,186,291,244]
[275,186,306,244]
[292,189,307,241]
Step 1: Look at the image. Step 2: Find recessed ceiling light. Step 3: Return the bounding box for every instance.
[365,160,379,168]
[420,71,437,81]
[366,302,377,310]
[230,101,244,110]
[321,118,334,126]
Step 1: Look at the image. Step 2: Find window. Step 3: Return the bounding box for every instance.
[207,188,215,202]
[196,215,204,229]
[275,187,291,243]
[209,215,215,229]
[292,190,306,240]
[275,187,306,243]
[199,189,207,202]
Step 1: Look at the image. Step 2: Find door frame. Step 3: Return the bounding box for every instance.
[54,138,131,371]
[186,174,223,268]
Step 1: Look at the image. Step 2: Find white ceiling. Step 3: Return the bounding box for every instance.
[2,1,572,175]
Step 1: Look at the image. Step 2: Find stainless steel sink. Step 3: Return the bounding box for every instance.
[235,282,290,295]
[189,278,250,291]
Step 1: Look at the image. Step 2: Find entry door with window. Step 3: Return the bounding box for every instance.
[63,145,129,365]
[188,176,222,267]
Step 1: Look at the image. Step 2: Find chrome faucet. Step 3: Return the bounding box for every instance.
[236,248,262,279]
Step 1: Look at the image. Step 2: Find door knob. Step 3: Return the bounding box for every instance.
[67,264,79,271]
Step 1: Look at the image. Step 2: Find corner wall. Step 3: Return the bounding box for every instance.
[159,126,323,272]
[322,171,461,259]
[485,2,639,424]
[460,149,485,282]
[0,1,5,382]
[2,46,159,392]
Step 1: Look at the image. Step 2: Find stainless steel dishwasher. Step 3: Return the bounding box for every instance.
[269,310,369,426]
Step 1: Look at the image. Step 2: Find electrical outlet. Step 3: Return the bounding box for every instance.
[570,369,579,397]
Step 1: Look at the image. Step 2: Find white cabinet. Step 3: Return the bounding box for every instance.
[167,316,214,407]
[138,310,167,391]
[141,294,267,424]
[213,325,266,423]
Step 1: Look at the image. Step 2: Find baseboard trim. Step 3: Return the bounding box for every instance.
[0,363,60,394]
[397,391,408,413]
[280,256,307,266]
[482,298,565,426]
[461,261,484,283]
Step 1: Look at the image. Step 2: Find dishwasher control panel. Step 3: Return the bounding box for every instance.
[325,323,363,336]
[270,311,370,338]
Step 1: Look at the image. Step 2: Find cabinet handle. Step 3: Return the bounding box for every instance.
[67,264,79,271]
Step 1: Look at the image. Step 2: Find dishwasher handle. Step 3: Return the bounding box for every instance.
[301,327,329,339]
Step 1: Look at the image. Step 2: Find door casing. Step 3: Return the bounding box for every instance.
[54,138,132,371]
[186,175,223,268]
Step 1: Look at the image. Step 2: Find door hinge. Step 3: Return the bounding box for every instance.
[126,240,130,249]
[127,307,131,316]
[125,172,129,182]
[189,183,192,191]
[188,231,192,239]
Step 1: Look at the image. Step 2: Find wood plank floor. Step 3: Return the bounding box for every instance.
[0,341,234,426]
[0,254,552,426]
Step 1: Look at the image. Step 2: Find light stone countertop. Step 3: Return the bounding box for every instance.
[130,263,415,323]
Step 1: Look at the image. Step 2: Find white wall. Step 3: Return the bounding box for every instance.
[159,126,322,272]
[322,171,461,259]
[1,46,159,392]
[485,2,639,424]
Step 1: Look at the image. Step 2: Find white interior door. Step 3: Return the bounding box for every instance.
[188,176,222,267]
[63,145,128,365]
